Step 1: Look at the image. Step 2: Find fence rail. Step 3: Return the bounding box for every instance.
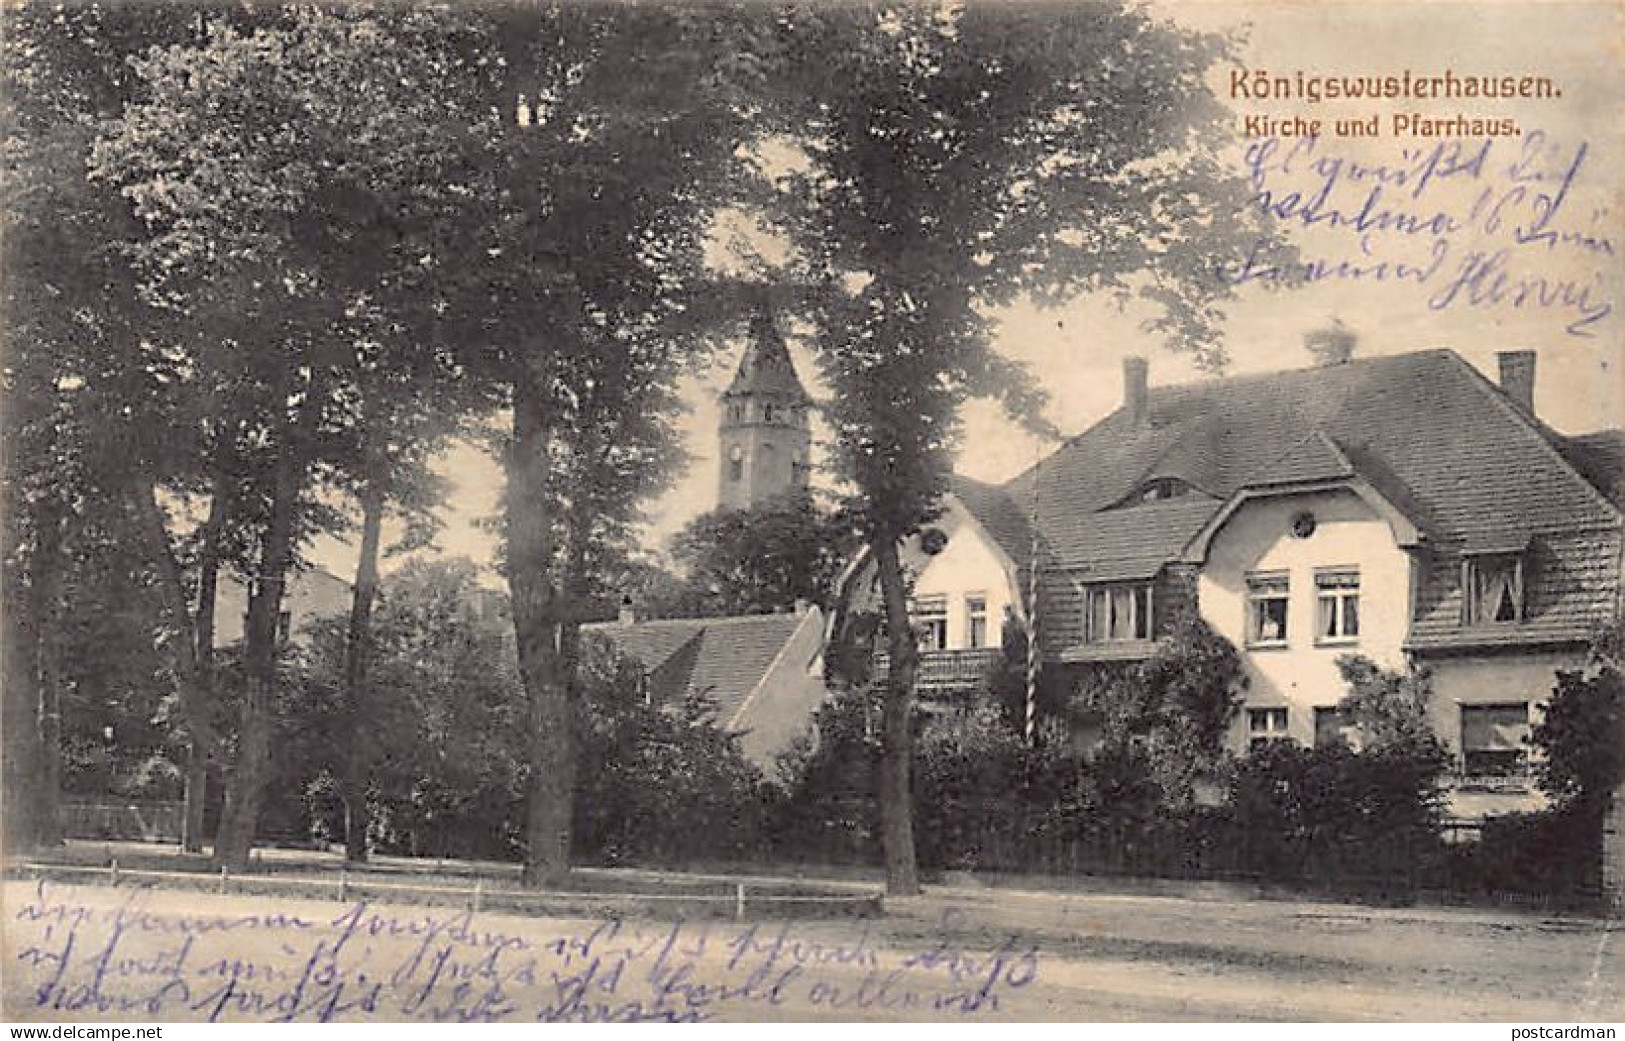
[5,861,882,921]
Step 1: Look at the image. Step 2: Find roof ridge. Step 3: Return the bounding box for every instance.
[583,611,800,631]
[1002,349,1456,492]
[1147,348,1454,402]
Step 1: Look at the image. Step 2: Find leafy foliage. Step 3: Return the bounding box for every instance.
[1532,665,1625,811]
[665,493,858,616]
[1222,741,1446,897]
[1334,654,1446,760]
[1069,618,1244,809]
[574,641,769,866]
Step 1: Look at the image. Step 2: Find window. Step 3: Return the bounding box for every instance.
[964,594,988,649]
[277,610,293,644]
[726,402,743,423]
[764,403,778,423]
[911,595,948,651]
[1135,478,1187,503]
[1246,572,1289,646]
[1463,553,1524,624]
[727,445,744,482]
[1315,568,1360,643]
[1460,703,1530,778]
[792,450,811,487]
[1086,583,1151,642]
[1248,707,1290,751]
[1314,706,1353,748]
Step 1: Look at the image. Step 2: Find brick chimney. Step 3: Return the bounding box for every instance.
[1497,351,1536,414]
[1123,356,1149,426]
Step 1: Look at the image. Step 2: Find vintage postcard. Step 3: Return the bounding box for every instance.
[2,0,1621,1027]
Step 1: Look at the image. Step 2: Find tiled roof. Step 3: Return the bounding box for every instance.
[687,614,807,727]
[1058,499,1221,582]
[937,349,1625,653]
[583,612,807,728]
[1251,431,1354,487]
[723,308,809,403]
[947,474,1045,567]
[1002,350,1621,566]
[588,621,705,677]
[1559,429,1625,507]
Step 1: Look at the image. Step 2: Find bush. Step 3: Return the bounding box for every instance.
[1533,664,1624,811]
[573,645,770,866]
[1441,805,1602,907]
[1221,741,1446,897]
[767,685,884,864]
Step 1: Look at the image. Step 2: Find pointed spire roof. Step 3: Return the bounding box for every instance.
[724,301,809,403]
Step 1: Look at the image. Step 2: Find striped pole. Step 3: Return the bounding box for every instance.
[1024,446,1043,745]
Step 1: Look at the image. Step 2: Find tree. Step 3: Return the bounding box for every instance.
[294,558,528,861]
[1334,655,1447,760]
[91,6,499,868]
[430,4,772,885]
[768,3,1278,893]
[1533,665,1625,815]
[1,1,213,852]
[666,492,857,616]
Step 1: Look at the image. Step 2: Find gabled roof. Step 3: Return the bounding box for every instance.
[723,306,809,403]
[582,612,808,729]
[947,474,1045,567]
[994,350,1621,573]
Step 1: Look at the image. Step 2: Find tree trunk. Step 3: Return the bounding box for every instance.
[871,536,920,895]
[2,568,45,854]
[184,478,227,853]
[129,472,223,853]
[507,377,573,887]
[341,481,385,864]
[214,452,298,871]
[29,507,67,848]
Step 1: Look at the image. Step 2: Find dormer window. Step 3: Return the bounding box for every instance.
[1132,477,1188,504]
[1462,552,1524,625]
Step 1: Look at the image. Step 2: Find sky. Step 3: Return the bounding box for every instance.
[311,0,1623,585]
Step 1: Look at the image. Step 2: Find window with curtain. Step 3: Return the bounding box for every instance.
[1315,568,1360,643]
[1086,583,1152,642]
[1463,553,1524,624]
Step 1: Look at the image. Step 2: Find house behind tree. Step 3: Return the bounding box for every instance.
[834,346,1625,819]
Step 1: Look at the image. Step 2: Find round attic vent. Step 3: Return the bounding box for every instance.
[920,528,949,555]
[1290,511,1317,539]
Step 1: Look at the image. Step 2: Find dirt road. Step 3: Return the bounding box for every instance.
[4,877,1619,1022]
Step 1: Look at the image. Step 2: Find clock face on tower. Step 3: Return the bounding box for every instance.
[717,303,811,511]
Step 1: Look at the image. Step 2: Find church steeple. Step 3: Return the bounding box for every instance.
[718,300,811,511]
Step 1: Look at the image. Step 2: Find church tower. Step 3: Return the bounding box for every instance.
[717,302,811,511]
